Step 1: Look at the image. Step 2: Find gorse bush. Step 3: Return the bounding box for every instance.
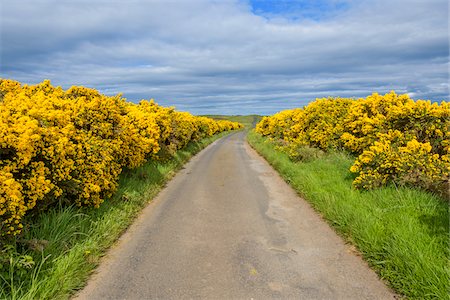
[256,91,449,197]
[0,79,242,237]
[255,108,302,141]
[289,98,353,150]
[350,133,448,192]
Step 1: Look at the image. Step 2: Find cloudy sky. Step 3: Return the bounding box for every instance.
[1,0,448,115]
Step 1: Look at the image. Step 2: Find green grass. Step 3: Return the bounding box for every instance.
[247,130,449,299]
[203,115,262,129]
[0,131,232,300]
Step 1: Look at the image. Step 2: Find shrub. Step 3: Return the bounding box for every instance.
[0,79,242,237]
[255,91,449,198]
[350,131,449,196]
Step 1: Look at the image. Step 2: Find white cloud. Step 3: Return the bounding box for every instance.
[1,0,448,115]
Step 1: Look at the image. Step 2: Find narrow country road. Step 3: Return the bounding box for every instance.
[75,131,394,299]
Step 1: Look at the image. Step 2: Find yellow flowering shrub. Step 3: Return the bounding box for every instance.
[255,91,449,197]
[136,101,194,157]
[122,103,161,167]
[256,108,302,141]
[136,100,242,159]
[339,91,448,155]
[286,98,352,150]
[192,117,220,139]
[343,92,449,195]
[0,79,241,237]
[351,131,449,194]
[340,92,410,153]
[171,112,198,150]
[256,99,352,160]
[217,119,242,132]
[385,99,449,156]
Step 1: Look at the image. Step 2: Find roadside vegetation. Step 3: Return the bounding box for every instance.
[248,132,449,299]
[205,115,262,129]
[1,132,232,300]
[0,79,241,299]
[248,91,449,299]
[255,92,449,197]
[0,79,241,239]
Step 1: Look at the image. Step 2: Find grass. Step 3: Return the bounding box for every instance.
[0,131,233,300]
[203,115,262,129]
[247,130,449,299]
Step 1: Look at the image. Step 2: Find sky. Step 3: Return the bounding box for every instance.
[1,0,448,115]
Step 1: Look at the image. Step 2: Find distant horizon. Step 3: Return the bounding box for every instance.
[1,0,448,115]
[2,76,447,116]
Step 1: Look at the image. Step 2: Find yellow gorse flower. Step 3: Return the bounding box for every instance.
[256,91,449,197]
[0,79,242,236]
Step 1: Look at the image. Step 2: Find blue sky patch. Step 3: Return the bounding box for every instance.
[248,0,350,21]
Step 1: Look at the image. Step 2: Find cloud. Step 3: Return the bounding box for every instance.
[1,0,448,115]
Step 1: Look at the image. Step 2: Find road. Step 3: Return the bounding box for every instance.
[75,131,394,299]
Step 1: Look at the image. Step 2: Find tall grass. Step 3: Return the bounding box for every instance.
[0,131,232,300]
[247,130,449,299]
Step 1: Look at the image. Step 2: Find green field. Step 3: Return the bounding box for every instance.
[203,115,263,129]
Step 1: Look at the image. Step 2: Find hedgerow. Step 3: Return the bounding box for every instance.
[255,91,449,197]
[0,79,242,237]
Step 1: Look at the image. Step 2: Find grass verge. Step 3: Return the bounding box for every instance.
[0,131,233,300]
[247,130,449,299]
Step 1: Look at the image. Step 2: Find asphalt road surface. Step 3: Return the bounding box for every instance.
[75,131,394,299]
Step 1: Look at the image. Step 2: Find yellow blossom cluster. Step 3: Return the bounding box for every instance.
[0,79,242,236]
[256,108,302,141]
[350,131,447,192]
[255,91,449,197]
[256,98,353,159]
